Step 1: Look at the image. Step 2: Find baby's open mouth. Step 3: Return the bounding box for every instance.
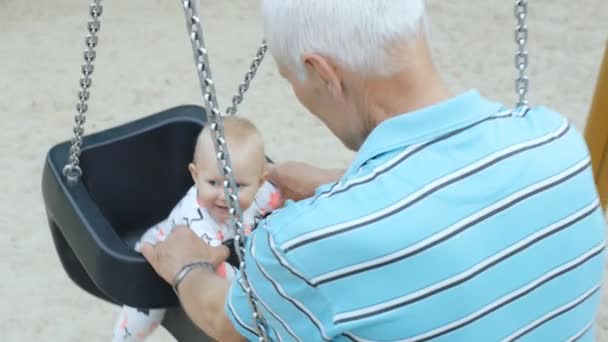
[214,204,229,212]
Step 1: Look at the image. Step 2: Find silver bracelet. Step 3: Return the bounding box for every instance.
[172,261,216,296]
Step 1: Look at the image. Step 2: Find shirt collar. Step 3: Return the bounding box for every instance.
[346,89,505,176]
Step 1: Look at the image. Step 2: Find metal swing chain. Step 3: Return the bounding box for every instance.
[179,0,270,340]
[225,42,268,116]
[61,0,264,184]
[63,0,103,183]
[514,0,529,108]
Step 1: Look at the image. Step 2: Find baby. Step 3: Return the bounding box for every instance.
[111,116,282,342]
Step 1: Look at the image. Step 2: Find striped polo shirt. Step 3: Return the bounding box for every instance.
[225,90,606,341]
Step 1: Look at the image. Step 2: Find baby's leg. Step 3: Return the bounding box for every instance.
[111,221,170,341]
[111,305,167,342]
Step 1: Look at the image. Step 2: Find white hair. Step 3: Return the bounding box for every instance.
[260,0,426,80]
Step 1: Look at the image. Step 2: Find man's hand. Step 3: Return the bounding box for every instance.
[141,227,244,341]
[140,226,229,285]
[267,161,345,202]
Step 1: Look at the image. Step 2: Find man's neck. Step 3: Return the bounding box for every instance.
[366,70,451,127]
[359,40,452,133]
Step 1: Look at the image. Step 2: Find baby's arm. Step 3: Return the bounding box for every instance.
[134,218,172,252]
[134,187,197,252]
[257,181,283,213]
[244,181,283,229]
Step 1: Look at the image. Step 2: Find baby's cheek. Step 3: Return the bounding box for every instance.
[196,186,214,207]
[239,199,251,210]
[196,196,206,209]
[238,190,257,208]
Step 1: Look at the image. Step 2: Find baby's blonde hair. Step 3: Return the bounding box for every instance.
[194,116,265,166]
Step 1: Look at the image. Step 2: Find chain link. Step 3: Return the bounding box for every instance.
[61,0,270,335]
[62,0,264,184]
[225,42,268,116]
[63,1,103,184]
[180,1,269,340]
[514,0,529,108]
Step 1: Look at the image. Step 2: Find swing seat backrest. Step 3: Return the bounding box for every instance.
[42,105,205,309]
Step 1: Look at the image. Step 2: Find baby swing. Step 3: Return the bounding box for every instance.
[40,1,608,341]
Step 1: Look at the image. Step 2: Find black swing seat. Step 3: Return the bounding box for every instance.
[41,105,239,341]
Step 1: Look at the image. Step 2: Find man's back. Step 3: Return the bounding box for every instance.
[227,91,606,341]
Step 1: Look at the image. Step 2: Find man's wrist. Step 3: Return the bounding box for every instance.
[172,261,216,296]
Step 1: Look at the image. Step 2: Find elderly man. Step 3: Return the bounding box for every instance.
[142,1,606,341]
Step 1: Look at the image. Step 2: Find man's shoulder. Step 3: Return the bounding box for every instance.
[255,103,592,253]
[519,105,581,134]
[257,198,345,246]
[524,105,591,155]
[259,165,398,252]
[256,197,328,245]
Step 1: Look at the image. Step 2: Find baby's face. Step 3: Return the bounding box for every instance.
[190,142,266,224]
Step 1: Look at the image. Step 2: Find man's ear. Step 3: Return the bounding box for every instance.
[302,53,344,98]
[188,163,198,185]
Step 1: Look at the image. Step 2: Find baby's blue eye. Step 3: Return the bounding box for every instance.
[208,180,246,189]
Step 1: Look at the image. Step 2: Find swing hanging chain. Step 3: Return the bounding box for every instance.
[180,0,270,340]
[514,0,529,108]
[62,0,262,184]
[63,0,103,183]
[225,42,268,116]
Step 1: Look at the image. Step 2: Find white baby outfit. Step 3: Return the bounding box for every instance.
[111,181,281,341]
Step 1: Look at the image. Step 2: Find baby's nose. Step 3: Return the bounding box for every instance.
[214,191,227,203]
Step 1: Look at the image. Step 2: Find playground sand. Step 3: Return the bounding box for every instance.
[1,0,607,340]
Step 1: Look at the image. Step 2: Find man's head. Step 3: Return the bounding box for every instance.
[189,116,267,223]
[260,1,447,151]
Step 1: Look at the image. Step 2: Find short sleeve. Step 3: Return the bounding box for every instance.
[225,272,263,341]
[224,222,336,341]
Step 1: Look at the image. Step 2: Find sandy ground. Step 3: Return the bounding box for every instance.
[1,0,607,341]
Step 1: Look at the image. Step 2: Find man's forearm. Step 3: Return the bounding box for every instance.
[313,168,346,189]
[326,168,346,183]
[177,267,245,341]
